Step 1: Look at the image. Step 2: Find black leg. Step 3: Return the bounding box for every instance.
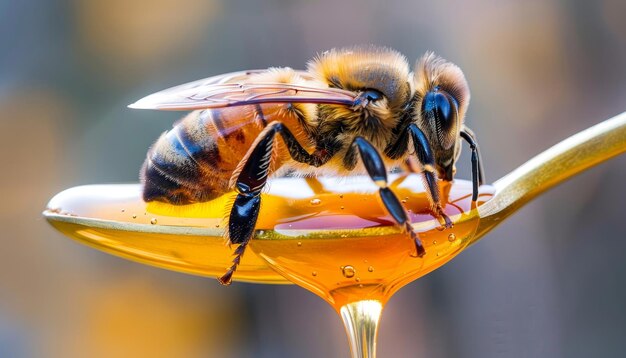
[218,122,334,285]
[351,136,426,257]
[385,124,452,229]
[461,127,485,186]
[460,128,484,202]
[407,124,453,228]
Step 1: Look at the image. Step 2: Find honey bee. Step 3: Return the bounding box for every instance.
[130,46,484,285]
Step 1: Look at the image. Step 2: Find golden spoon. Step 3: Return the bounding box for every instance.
[43,111,626,285]
[43,111,626,358]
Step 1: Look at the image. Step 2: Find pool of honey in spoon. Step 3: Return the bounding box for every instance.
[44,175,493,297]
[252,178,492,310]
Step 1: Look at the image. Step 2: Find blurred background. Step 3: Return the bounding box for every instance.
[2,0,626,357]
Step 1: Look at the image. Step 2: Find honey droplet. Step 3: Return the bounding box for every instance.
[312,271,318,277]
[340,234,348,238]
[342,265,356,278]
[297,241,302,247]
[310,198,321,206]
[367,266,374,272]
[448,233,457,242]
[150,218,157,225]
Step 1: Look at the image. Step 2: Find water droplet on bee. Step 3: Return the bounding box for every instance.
[436,252,441,257]
[339,194,344,199]
[340,206,345,210]
[448,233,456,242]
[132,214,137,219]
[121,209,125,213]
[297,241,302,247]
[355,277,361,282]
[341,265,356,278]
[359,284,364,288]
[310,198,321,206]
[340,234,348,238]
[368,266,374,272]
[433,240,438,245]
[401,199,407,203]
[150,218,157,225]
[215,223,220,228]
[312,271,317,276]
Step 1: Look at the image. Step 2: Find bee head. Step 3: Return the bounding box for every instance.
[412,53,470,180]
[413,53,470,147]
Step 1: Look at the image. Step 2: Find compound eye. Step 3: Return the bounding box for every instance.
[421,89,458,134]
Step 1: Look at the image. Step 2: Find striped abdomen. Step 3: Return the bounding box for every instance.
[141,104,312,205]
[141,107,265,204]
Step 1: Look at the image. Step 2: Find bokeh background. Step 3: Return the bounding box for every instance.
[2,0,626,357]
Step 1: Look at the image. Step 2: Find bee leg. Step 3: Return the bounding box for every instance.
[460,128,484,202]
[218,194,261,285]
[461,127,485,186]
[218,126,277,285]
[407,124,453,229]
[351,136,426,257]
[219,122,334,285]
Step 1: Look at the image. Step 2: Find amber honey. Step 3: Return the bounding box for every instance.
[44,175,493,301]
[249,177,491,310]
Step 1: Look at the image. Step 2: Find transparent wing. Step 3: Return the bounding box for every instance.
[129,69,357,111]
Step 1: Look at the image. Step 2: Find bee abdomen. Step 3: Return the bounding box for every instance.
[141,115,229,205]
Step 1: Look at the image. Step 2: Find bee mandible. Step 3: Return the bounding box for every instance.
[130,46,485,285]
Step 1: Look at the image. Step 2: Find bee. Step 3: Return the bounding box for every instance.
[130,46,484,285]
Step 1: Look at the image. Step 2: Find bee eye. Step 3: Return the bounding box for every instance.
[422,90,458,132]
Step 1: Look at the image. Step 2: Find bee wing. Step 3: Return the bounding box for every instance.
[158,69,319,87]
[129,70,357,111]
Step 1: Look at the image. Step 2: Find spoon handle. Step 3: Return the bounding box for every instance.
[477,111,626,234]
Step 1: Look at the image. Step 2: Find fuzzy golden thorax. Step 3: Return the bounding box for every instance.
[308,46,412,149]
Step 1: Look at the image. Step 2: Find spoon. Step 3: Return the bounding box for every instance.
[43,111,626,283]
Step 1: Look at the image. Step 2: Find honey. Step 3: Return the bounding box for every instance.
[44,175,493,296]
[251,178,490,310]
[44,175,492,358]
[43,112,626,358]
